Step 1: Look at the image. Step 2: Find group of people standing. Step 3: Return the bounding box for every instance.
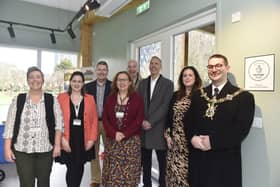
[3,53,255,187]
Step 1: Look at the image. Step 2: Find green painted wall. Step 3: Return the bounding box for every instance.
[93,0,280,186]
[0,0,79,51]
[93,0,215,75]
[216,0,280,187]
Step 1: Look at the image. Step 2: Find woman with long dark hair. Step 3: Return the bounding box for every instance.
[165,66,202,187]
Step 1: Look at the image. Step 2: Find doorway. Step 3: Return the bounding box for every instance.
[130,7,216,179]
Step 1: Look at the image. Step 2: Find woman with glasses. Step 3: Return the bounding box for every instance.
[165,66,202,187]
[56,71,98,187]
[3,66,63,187]
[102,71,144,187]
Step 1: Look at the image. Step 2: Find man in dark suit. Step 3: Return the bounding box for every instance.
[85,61,112,187]
[137,56,173,187]
[185,54,255,187]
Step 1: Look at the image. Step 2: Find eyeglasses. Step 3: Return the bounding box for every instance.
[117,79,129,82]
[207,63,224,70]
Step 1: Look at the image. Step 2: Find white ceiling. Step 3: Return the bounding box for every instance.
[19,0,107,12]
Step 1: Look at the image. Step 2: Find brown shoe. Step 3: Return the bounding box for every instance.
[90,183,100,187]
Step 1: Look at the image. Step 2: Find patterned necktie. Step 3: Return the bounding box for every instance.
[214,87,219,97]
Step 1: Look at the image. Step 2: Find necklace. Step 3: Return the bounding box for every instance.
[200,88,244,120]
[118,93,128,105]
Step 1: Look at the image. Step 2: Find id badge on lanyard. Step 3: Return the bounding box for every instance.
[73,103,81,126]
[73,119,81,126]
[116,111,124,118]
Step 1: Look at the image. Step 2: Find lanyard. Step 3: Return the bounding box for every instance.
[119,95,127,105]
[74,103,80,118]
[117,93,127,112]
[71,95,82,118]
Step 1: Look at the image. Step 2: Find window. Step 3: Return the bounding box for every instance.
[41,50,78,94]
[173,26,216,88]
[187,28,215,84]
[173,33,186,89]
[139,42,161,78]
[0,46,78,123]
[0,46,37,123]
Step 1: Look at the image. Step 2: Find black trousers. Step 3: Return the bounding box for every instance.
[66,162,84,187]
[141,148,167,187]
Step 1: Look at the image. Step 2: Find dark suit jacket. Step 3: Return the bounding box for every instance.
[85,79,112,112]
[185,81,255,187]
[137,75,173,150]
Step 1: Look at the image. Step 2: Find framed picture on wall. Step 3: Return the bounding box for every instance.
[81,66,94,82]
[244,54,275,91]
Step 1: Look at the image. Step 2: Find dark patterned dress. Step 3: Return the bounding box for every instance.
[102,104,141,187]
[165,95,191,187]
[102,136,141,187]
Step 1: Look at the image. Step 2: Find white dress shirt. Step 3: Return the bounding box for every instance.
[150,75,160,100]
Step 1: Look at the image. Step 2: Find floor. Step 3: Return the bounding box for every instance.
[0,162,91,187]
[0,161,159,187]
[0,138,159,187]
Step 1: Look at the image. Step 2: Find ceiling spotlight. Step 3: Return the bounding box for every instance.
[84,0,100,11]
[90,0,100,10]
[67,26,76,39]
[50,30,56,44]
[85,3,90,11]
[7,24,15,38]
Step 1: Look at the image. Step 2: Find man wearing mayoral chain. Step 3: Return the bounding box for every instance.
[184,54,255,187]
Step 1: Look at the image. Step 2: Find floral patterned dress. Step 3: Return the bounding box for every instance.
[102,104,141,187]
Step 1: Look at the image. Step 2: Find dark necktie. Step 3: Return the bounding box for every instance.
[214,87,219,97]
